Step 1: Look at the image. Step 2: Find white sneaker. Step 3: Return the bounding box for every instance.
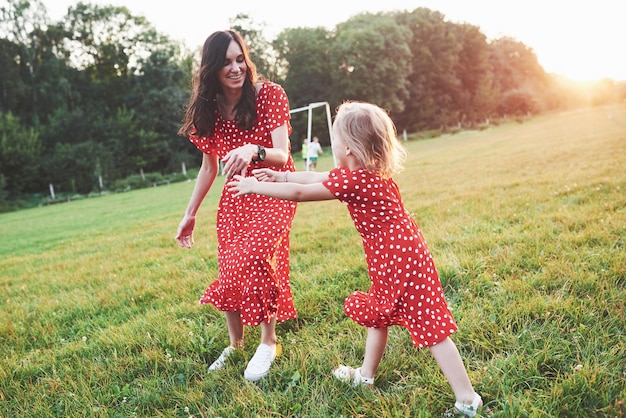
[244,343,277,381]
[208,345,235,372]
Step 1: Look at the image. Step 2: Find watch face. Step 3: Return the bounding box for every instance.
[258,146,266,161]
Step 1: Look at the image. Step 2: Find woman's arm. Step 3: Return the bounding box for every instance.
[184,153,220,216]
[265,122,290,166]
[221,123,290,179]
[176,153,220,248]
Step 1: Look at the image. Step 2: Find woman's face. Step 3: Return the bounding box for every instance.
[219,40,247,90]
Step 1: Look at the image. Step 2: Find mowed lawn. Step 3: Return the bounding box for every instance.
[0,104,624,417]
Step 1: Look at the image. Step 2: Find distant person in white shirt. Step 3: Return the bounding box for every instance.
[306,136,323,171]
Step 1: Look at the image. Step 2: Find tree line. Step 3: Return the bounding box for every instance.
[1,0,624,211]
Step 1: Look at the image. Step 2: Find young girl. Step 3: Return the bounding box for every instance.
[227,101,484,416]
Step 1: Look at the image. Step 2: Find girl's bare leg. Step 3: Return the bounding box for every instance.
[429,336,478,405]
[360,327,388,378]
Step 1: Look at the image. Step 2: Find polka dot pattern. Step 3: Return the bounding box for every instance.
[191,83,298,326]
[323,167,458,347]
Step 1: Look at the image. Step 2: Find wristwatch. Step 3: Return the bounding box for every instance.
[254,145,266,163]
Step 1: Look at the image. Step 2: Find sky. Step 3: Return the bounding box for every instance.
[44,0,626,82]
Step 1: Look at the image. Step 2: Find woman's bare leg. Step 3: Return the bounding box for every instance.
[259,315,277,348]
[224,310,244,349]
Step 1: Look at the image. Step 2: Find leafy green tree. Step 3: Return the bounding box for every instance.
[0,6,82,127]
[451,23,498,126]
[329,12,412,113]
[0,0,63,124]
[41,107,154,194]
[57,3,164,112]
[43,3,193,182]
[488,37,550,115]
[499,89,539,116]
[0,173,8,210]
[43,141,95,194]
[37,105,113,193]
[0,38,27,116]
[274,27,335,145]
[394,8,463,131]
[125,43,195,173]
[275,27,334,108]
[0,112,42,195]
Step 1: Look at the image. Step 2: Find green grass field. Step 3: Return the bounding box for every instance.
[1,104,625,417]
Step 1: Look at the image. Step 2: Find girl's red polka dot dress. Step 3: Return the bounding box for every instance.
[324,167,458,347]
[188,83,298,326]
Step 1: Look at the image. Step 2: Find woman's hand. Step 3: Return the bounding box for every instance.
[227,175,258,197]
[175,214,196,248]
[221,144,257,179]
[252,168,282,182]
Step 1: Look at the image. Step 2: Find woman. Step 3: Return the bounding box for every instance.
[176,30,297,382]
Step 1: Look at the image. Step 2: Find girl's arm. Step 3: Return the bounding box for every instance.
[252,167,329,184]
[227,175,334,202]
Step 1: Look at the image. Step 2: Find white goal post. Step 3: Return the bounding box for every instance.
[290,101,337,167]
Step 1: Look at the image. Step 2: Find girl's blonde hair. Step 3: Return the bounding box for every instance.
[333,101,407,178]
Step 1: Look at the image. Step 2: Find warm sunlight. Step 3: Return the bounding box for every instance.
[45,0,626,81]
[451,1,626,82]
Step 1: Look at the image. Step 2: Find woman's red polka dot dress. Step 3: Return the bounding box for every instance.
[323,167,458,347]
[188,82,298,326]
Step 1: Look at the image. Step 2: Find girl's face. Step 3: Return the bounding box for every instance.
[219,40,247,90]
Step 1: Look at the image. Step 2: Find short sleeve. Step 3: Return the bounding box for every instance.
[188,131,218,155]
[323,167,355,202]
[259,83,292,135]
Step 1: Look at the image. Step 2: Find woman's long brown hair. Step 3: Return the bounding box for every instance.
[178,30,258,138]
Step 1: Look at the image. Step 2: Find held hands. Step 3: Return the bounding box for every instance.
[227,168,281,196]
[226,175,258,196]
[221,144,258,179]
[252,168,283,182]
[175,214,196,248]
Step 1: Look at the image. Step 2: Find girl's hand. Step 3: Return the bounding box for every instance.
[221,144,257,179]
[252,168,281,182]
[227,175,258,196]
[175,214,196,248]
